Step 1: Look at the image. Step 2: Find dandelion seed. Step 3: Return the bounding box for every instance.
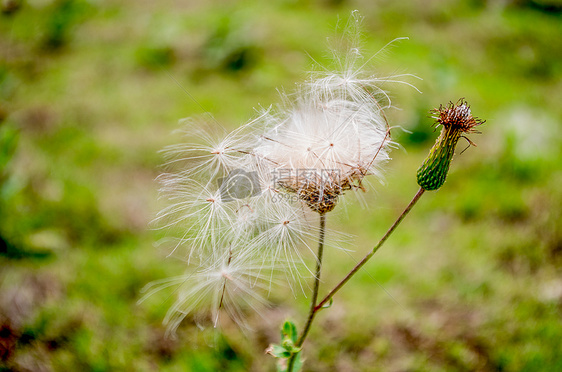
[151,245,278,334]
[252,202,317,277]
[154,179,235,260]
[161,117,258,187]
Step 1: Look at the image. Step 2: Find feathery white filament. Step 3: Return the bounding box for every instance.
[151,16,417,332]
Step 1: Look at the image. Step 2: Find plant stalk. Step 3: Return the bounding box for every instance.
[287,187,424,371]
[287,213,326,372]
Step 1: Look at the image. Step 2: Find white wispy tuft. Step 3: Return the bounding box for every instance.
[148,12,418,334]
[141,244,279,336]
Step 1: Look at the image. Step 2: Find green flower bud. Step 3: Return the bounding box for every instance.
[417,99,484,191]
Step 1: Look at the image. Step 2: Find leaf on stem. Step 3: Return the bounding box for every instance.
[265,320,303,372]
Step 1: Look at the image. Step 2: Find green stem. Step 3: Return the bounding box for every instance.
[287,213,326,372]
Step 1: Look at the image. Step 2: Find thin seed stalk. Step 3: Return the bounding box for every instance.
[315,187,425,311]
[287,213,326,372]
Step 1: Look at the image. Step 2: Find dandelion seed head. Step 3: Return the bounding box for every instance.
[254,93,393,213]
[150,12,418,332]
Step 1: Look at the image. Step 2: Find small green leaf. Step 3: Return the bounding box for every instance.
[266,343,291,359]
[267,320,303,372]
[282,320,298,343]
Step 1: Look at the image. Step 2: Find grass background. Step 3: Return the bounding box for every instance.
[1,0,561,371]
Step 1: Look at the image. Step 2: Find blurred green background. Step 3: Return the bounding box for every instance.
[1,0,561,371]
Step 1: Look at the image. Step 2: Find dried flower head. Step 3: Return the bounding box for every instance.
[255,97,392,214]
[431,99,484,134]
[417,99,485,191]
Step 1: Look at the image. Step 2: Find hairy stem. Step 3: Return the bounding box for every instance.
[315,187,425,311]
[287,213,326,372]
